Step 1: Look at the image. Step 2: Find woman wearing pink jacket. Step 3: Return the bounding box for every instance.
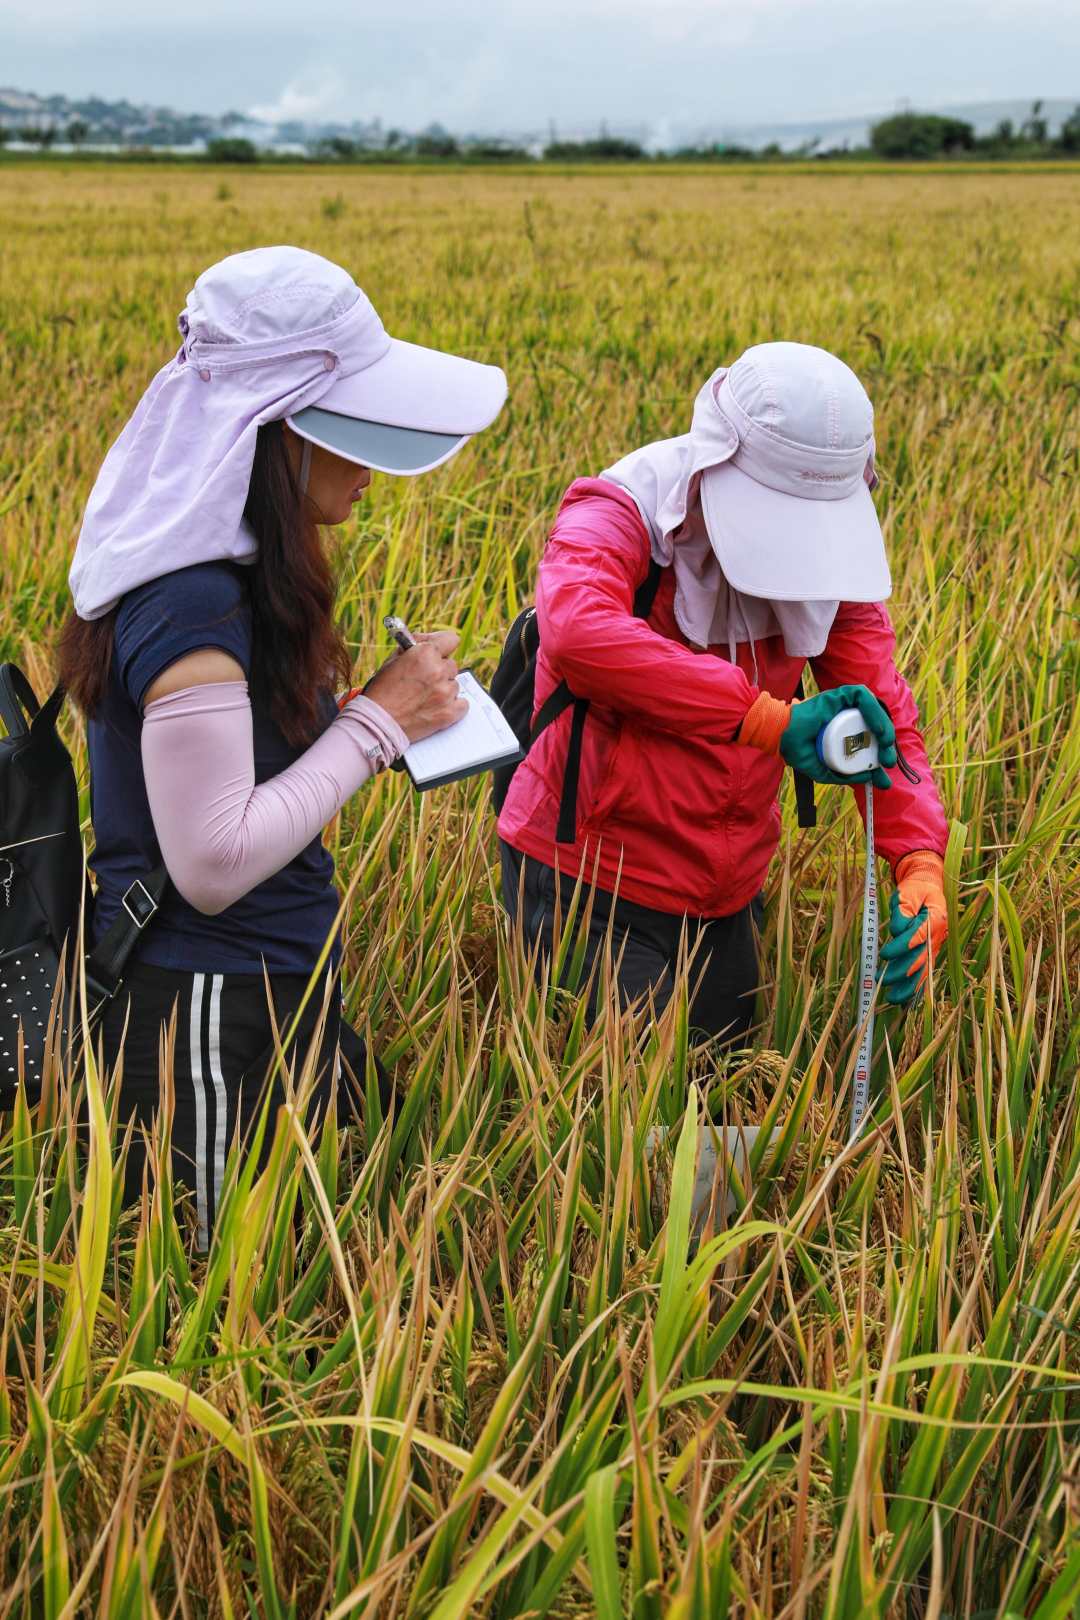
[498,342,948,1041]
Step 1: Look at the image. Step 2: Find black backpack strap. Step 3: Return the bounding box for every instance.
[793,768,817,830]
[633,557,664,619]
[555,699,589,844]
[531,680,586,847]
[84,862,170,1012]
[531,682,586,847]
[0,665,45,738]
[531,679,577,739]
[792,676,816,829]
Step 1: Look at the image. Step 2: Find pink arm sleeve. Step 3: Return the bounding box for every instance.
[140,681,409,916]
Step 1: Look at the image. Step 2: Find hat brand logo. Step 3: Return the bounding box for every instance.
[799,469,850,482]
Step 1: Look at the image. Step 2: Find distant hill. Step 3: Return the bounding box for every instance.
[0,86,354,152]
[0,86,230,148]
[0,85,1075,155]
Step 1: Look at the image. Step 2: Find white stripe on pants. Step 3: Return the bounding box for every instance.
[207,973,227,1224]
[188,973,209,1250]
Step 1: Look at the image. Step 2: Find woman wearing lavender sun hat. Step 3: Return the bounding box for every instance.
[498,342,949,1040]
[59,246,506,1248]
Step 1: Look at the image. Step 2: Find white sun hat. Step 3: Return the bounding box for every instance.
[699,341,889,603]
[70,246,507,619]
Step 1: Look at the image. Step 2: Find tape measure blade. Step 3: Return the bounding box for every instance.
[849,782,877,1144]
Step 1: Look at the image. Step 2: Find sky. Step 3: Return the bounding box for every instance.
[3,0,1078,134]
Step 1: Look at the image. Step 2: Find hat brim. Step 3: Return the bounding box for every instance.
[286,407,470,475]
[286,333,507,476]
[700,460,891,603]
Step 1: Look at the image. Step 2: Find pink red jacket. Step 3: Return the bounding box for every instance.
[497,479,948,917]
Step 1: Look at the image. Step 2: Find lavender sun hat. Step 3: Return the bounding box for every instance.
[70,246,507,620]
[698,342,888,604]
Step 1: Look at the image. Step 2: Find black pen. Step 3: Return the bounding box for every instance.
[383,614,417,652]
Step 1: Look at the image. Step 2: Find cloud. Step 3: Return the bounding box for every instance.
[2,0,1078,132]
[248,73,344,125]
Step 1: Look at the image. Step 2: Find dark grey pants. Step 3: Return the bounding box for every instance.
[500,841,762,1044]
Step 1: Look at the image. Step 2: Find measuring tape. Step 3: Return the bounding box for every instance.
[850,782,877,1142]
[816,709,880,1144]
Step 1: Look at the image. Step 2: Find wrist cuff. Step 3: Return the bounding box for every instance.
[895,850,945,885]
[738,692,792,755]
[339,694,410,770]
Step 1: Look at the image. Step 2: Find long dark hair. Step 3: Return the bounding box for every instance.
[58,421,351,748]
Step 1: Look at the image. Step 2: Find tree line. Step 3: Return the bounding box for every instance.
[3,102,1078,163]
[205,108,1080,164]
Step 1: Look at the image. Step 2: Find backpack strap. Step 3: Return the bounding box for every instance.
[556,699,590,845]
[792,676,816,829]
[632,557,665,619]
[531,678,577,738]
[84,861,171,1013]
[530,678,581,843]
[0,665,45,738]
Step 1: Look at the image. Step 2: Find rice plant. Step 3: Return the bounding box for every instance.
[0,162,1077,1617]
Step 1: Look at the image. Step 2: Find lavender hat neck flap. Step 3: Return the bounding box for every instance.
[70,246,388,620]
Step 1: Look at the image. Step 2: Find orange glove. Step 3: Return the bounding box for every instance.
[879,850,948,1002]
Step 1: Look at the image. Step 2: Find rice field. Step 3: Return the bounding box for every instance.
[0,161,1078,1618]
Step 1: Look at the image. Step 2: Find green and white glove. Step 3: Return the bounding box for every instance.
[739,683,897,788]
[781,684,896,788]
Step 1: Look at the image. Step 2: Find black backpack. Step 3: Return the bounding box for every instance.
[490,560,664,845]
[0,664,167,1102]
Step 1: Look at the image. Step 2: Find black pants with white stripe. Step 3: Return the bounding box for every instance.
[99,962,374,1248]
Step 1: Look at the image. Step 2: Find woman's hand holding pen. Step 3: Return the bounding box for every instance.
[364,630,467,742]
